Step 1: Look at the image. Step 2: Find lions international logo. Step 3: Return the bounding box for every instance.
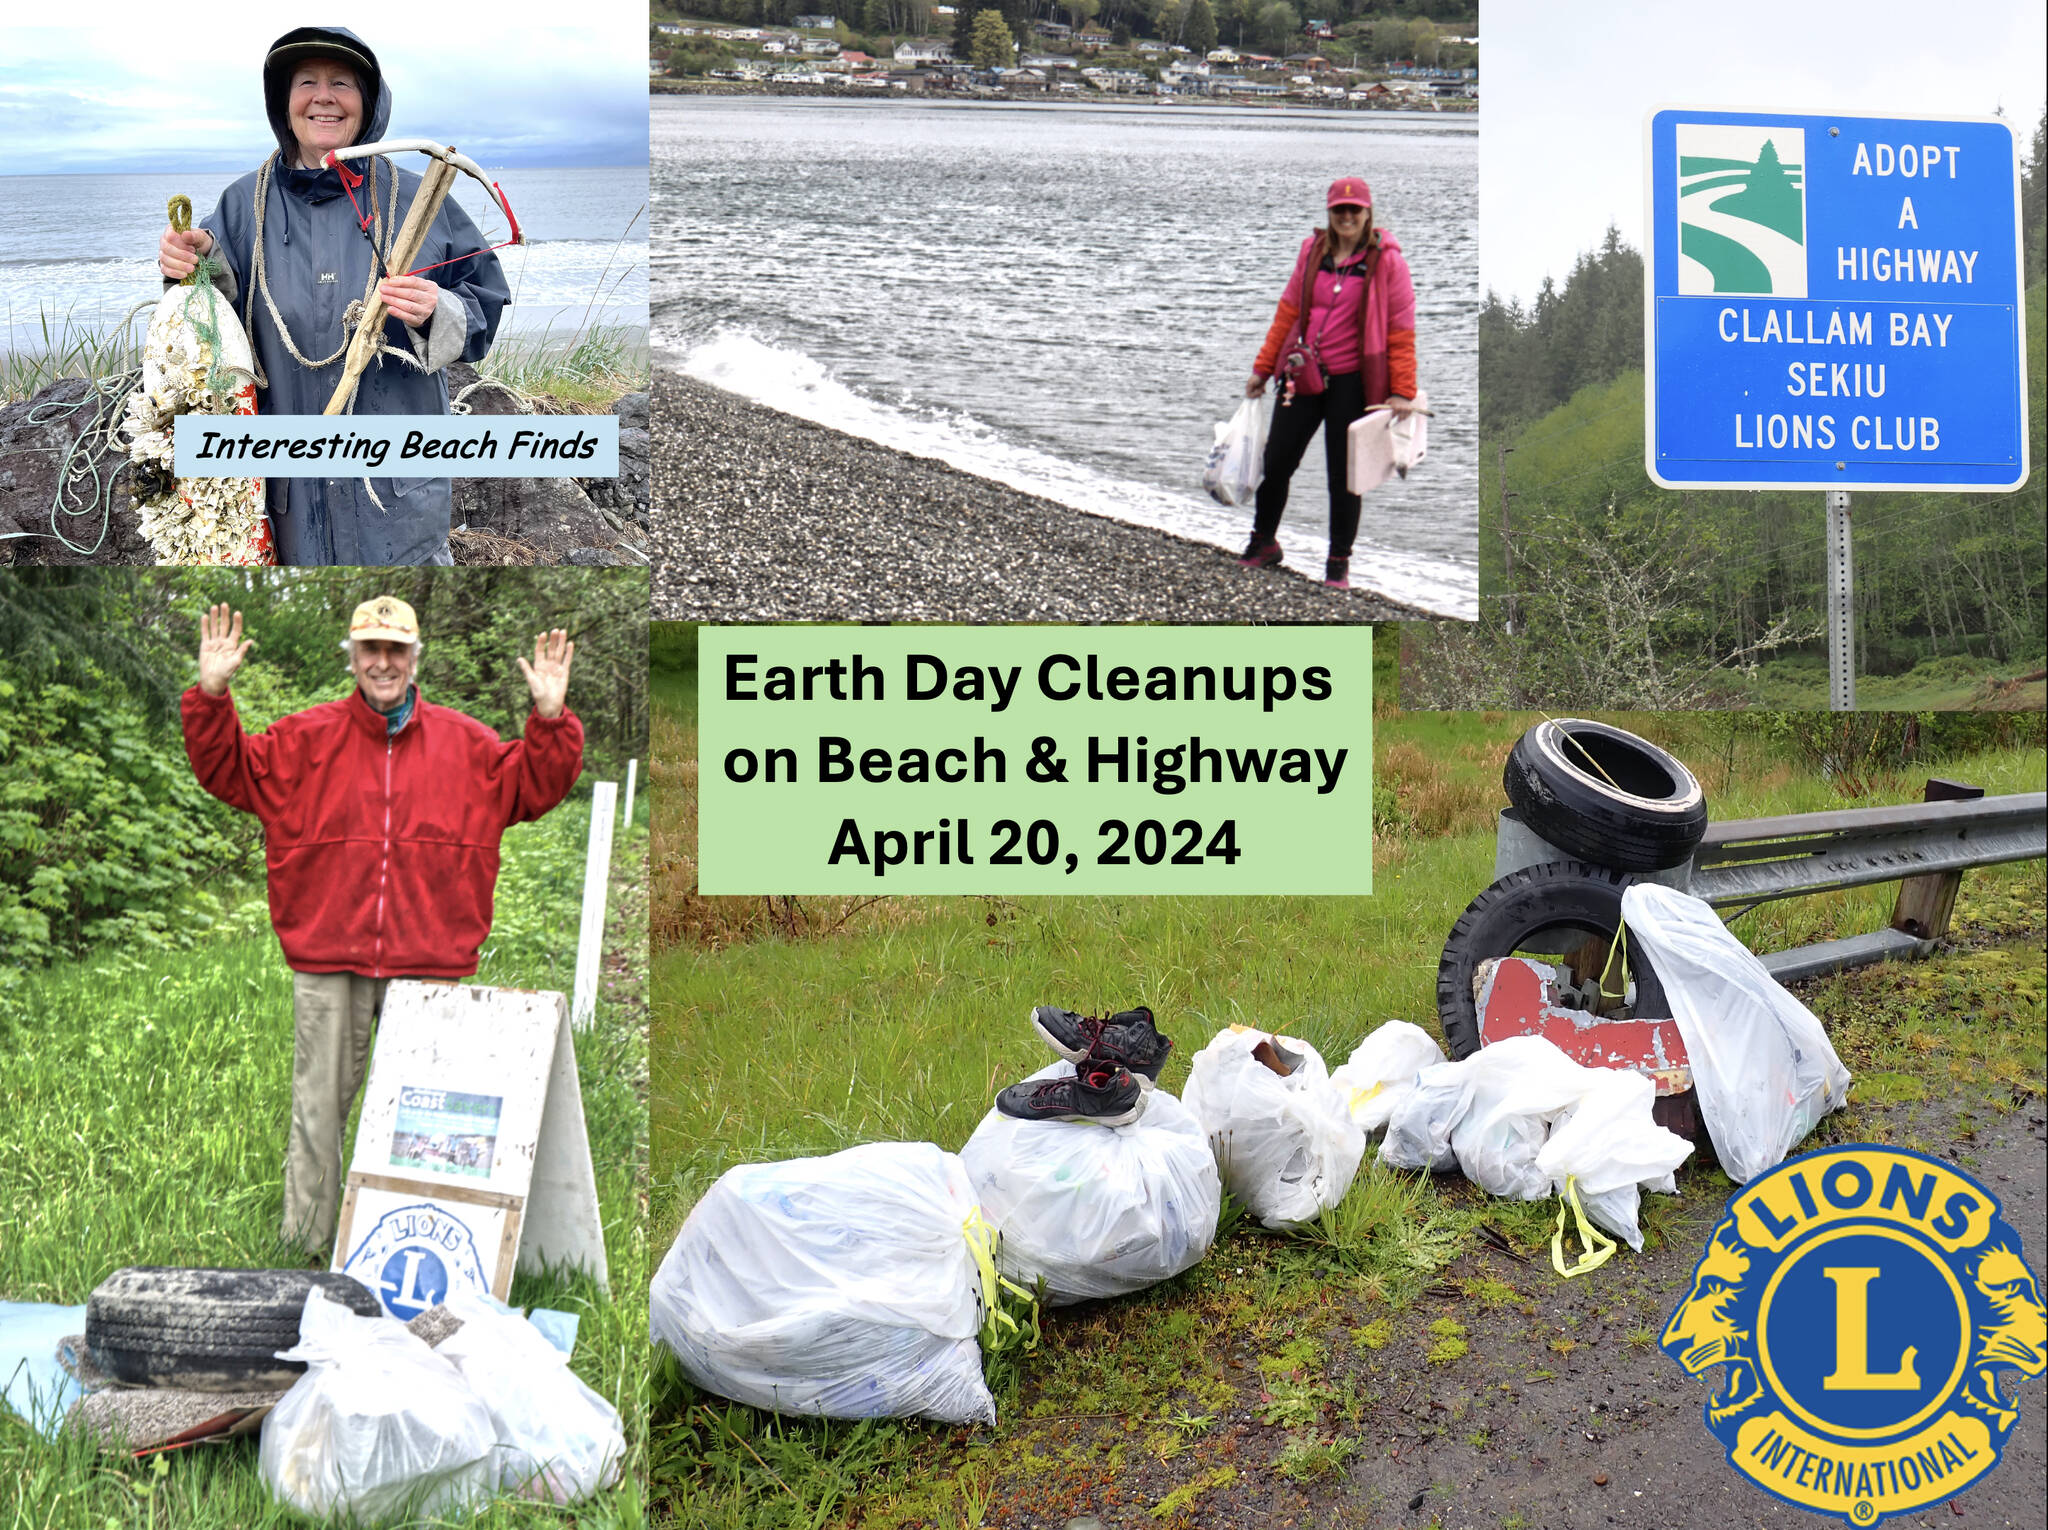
[1676,122,1807,297]
[1663,1146,2045,1526]
[340,1200,492,1321]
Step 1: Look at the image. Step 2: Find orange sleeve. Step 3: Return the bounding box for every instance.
[1253,294,1299,380]
[1388,327,1417,399]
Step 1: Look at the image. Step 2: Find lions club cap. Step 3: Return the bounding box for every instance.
[348,596,419,644]
[1327,177,1373,209]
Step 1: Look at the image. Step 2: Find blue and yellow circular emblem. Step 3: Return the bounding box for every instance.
[1663,1145,2045,1525]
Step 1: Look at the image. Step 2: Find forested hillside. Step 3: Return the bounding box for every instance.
[1414,111,2047,710]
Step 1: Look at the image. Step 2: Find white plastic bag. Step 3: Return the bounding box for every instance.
[1182,1028,1365,1227]
[1536,1066,1694,1251]
[1346,390,1429,495]
[649,1142,996,1425]
[1330,1021,1447,1133]
[435,1291,624,1504]
[962,1062,1221,1306]
[1378,1059,1474,1172]
[1622,884,1851,1184]
[1449,1036,1602,1200]
[259,1290,495,1524]
[1204,394,1270,507]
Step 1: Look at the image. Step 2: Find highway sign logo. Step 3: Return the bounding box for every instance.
[1663,1146,2045,1526]
[1645,107,2028,490]
[1676,124,1806,297]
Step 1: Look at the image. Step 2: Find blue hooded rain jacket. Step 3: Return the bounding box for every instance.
[191,26,512,565]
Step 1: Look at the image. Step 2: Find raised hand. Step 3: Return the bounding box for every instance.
[516,629,574,719]
[197,603,252,696]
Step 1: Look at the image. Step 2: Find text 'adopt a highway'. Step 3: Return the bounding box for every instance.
[1645,107,2029,490]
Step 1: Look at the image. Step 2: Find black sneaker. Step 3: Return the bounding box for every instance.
[995,1061,1146,1127]
[1236,538,1283,569]
[1029,1004,1174,1090]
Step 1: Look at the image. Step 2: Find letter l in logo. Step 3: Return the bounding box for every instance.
[1822,1266,1922,1390]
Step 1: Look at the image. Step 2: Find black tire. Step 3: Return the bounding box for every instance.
[86,1267,381,1391]
[1502,718,1707,872]
[1435,861,1669,1060]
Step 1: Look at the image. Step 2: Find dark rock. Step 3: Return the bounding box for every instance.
[0,378,151,564]
[579,391,650,529]
[452,474,635,563]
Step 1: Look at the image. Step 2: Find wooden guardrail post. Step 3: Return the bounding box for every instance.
[1890,778,1986,941]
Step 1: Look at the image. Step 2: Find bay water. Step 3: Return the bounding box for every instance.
[654,96,1477,617]
[0,165,648,354]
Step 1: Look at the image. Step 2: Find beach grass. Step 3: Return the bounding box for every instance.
[0,793,651,1528]
[645,677,2045,1526]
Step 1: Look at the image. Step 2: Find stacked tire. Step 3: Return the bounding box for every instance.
[1437,721,1708,1060]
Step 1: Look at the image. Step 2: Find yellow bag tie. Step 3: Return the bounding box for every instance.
[962,1209,1039,1350]
[1551,1175,1617,1279]
[1347,1081,1384,1114]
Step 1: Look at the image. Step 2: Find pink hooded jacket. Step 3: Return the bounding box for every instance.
[1253,228,1417,402]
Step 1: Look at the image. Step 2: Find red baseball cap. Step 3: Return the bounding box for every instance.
[1327,177,1373,209]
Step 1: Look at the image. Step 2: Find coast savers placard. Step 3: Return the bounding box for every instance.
[697,626,1371,894]
[1644,107,2027,490]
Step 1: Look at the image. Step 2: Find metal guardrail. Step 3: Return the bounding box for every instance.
[1690,788,2046,984]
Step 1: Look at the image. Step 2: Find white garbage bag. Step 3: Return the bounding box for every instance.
[1346,390,1429,495]
[1182,1028,1365,1227]
[1536,1066,1694,1251]
[259,1290,495,1524]
[435,1291,625,1504]
[649,1142,997,1425]
[1204,394,1270,507]
[1378,1059,1474,1172]
[1449,1036,1603,1200]
[1622,884,1851,1184]
[1330,1021,1448,1133]
[962,1063,1221,1306]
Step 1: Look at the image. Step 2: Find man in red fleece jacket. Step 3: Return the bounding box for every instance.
[182,595,584,1256]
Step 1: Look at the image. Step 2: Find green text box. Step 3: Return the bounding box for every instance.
[698,626,1372,894]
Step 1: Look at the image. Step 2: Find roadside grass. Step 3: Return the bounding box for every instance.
[647,671,2046,1528]
[0,792,650,1529]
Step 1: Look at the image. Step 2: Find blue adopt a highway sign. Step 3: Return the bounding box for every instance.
[1645,107,2029,490]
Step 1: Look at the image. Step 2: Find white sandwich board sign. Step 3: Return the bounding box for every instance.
[1645,106,2028,491]
[333,981,607,1319]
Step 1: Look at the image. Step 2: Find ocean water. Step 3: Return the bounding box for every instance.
[0,164,647,352]
[653,96,1477,618]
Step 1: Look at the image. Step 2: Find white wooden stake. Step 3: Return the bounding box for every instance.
[623,758,638,836]
[571,782,617,1032]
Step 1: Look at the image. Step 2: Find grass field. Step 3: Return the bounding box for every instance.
[0,790,651,1529]
[646,666,2047,1528]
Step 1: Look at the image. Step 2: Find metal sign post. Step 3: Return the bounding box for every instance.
[1643,107,2027,708]
[1825,489,1854,710]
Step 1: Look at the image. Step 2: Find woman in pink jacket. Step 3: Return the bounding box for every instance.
[1240,177,1419,590]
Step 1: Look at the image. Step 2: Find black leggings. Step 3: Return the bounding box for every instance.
[1252,370,1365,558]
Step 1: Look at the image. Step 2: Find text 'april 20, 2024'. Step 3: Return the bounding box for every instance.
[695,627,1375,895]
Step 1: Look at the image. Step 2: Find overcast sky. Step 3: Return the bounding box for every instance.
[1482,0,2047,304]
[1,5,649,175]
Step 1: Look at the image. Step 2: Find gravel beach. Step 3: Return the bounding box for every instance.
[652,371,1437,623]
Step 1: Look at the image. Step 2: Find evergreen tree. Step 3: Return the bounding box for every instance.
[1185,0,1218,52]
[969,6,1018,66]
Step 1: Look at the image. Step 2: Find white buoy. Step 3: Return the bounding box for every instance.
[571,783,618,1032]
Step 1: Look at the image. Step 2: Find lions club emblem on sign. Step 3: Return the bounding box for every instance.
[1663,1146,2045,1525]
[340,1201,492,1321]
